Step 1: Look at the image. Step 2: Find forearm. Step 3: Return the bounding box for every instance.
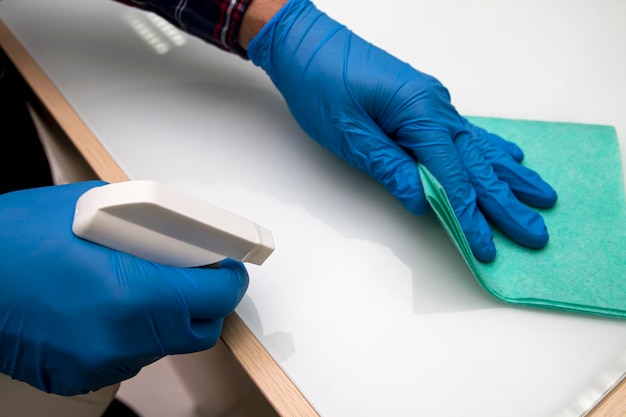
[112,0,288,55]
[113,0,250,56]
[238,0,288,49]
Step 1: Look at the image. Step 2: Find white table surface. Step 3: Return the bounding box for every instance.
[2,0,626,415]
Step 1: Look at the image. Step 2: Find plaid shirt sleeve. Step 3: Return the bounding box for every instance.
[113,0,253,58]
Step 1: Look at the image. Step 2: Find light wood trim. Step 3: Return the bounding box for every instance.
[0,19,319,417]
[586,375,626,417]
[223,314,319,416]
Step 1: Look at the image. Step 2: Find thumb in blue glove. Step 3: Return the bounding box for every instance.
[0,181,249,396]
[246,0,557,262]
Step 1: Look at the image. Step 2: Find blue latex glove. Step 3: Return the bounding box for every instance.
[0,181,249,396]
[247,0,557,262]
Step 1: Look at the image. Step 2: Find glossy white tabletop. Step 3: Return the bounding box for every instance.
[2,0,626,415]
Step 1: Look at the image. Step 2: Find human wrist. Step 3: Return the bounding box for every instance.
[238,0,289,50]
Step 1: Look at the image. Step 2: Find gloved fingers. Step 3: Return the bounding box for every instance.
[455,133,550,249]
[484,132,525,163]
[490,157,558,208]
[155,258,249,320]
[73,365,144,397]
[339,121,430,215]
[408,129,496,262]
[158,317,224,354]
[461,117,525,163]
[185,317,224,351]
[469,127,558,208]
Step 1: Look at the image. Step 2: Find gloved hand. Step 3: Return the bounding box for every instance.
[0,181,248,396]
[247,0,557,262]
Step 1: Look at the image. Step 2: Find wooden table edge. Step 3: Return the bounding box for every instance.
[0,19,319,417]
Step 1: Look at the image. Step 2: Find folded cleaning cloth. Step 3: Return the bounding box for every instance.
[420,117,626,318]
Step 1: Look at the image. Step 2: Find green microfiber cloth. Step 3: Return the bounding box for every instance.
[419,117,626,319]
